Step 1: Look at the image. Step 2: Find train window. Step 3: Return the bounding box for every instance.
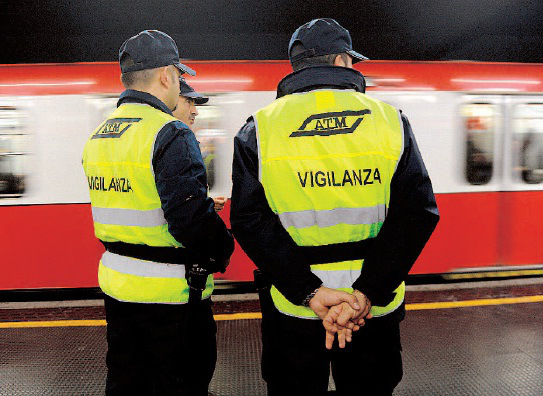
[0,106,26,198]
[461,103,496,185]
[512,104,543,184]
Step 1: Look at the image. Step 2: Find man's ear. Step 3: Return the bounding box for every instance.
[158,66,171,87]
[333,55,346,67]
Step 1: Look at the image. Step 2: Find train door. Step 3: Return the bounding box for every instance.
[441,95,505,273]
[367,91,506,274]
[500,97,543,269]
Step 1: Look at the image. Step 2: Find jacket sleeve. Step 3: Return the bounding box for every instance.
[352,114,440,306]
[230,118,323,305]
[153,121,234,264]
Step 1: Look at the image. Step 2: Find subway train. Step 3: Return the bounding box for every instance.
[1,60,542,291]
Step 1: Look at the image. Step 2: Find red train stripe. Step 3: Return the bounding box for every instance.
[1,191,542,290]
[1,61,543,95]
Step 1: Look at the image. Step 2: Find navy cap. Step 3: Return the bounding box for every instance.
[119,30,196,76]
[288,19,368,64]
[179,78,209,105]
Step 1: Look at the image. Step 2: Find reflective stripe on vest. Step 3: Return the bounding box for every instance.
[278,205,386,229]
[92,207,167,227]
[83,103,214,302]
[254,89,404,318]
[101,250,186,278]
[98,251,213,304]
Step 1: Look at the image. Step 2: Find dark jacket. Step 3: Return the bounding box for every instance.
[230,66,439,315]
[116,90,234,267]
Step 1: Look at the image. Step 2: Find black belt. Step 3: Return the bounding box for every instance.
[297,238,374,265]
[101,241,202,264]
[102,237,374,269]
[102,241,209,304]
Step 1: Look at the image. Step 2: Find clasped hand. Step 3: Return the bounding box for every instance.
[308,287,372,350]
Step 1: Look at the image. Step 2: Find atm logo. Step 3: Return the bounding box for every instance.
[289,110,371,137]
[92,118,142,139]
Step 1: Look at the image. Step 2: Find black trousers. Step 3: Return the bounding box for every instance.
[260,290,403,396]
[104,295,217,396]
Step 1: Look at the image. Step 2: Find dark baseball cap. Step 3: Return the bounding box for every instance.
[119,30,196,76]
[288,18,368,64]
[179,79,209,105]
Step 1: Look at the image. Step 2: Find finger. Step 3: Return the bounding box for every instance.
[312,304,330,320]
[322,306,341,329]
[338,329,346,348]
[336,307,354,327]
[325,331,335,350]
[343,293,360,311]
[357,318,366,327]
[344,321,355,330]
[329,304,342,319]
[345,328,353,343]
[352,324,360,332]
[323,315,338,333]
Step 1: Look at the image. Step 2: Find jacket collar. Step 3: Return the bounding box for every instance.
[276,66,366,99]
[117,89,174,116]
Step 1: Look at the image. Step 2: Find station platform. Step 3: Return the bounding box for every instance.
[0,278,542,395]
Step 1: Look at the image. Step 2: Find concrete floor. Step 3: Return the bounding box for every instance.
[0,279,542,395]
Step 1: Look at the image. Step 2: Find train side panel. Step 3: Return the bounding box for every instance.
[1,61,543,290]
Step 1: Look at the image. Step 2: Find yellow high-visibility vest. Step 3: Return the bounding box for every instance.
[254,89,405,318]
[82,102,213,303]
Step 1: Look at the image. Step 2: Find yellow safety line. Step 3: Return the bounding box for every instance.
[405,294,543,310]
[0,319,107,328]
[1,295,542,329]
[444,269,543,280]
[213,312,262,321]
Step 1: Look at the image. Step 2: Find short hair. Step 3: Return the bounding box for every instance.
[120,68,157,88]
[290,43,349,71]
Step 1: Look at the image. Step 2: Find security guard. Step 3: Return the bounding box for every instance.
[173,79,225,211]
[173,78,209,126]
[231,19,439,395]
[82,30,234,395]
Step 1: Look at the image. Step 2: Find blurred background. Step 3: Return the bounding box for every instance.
[2,0,543,64]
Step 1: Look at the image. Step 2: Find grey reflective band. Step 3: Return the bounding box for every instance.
[278,205,386,229]
[92,207,167,227]
[101,251,185,278]
[311,268,362,290]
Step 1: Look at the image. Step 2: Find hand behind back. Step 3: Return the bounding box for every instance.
[322,290,372,349]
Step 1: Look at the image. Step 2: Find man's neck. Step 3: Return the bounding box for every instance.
[130,85,171,110]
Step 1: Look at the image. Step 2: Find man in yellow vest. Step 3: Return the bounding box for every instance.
[231,19,439,395]
[82,30,234,395]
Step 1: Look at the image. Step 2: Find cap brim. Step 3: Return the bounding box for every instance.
[181,91,209,104]
[346,49,369,63]
[174,62,196,76]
